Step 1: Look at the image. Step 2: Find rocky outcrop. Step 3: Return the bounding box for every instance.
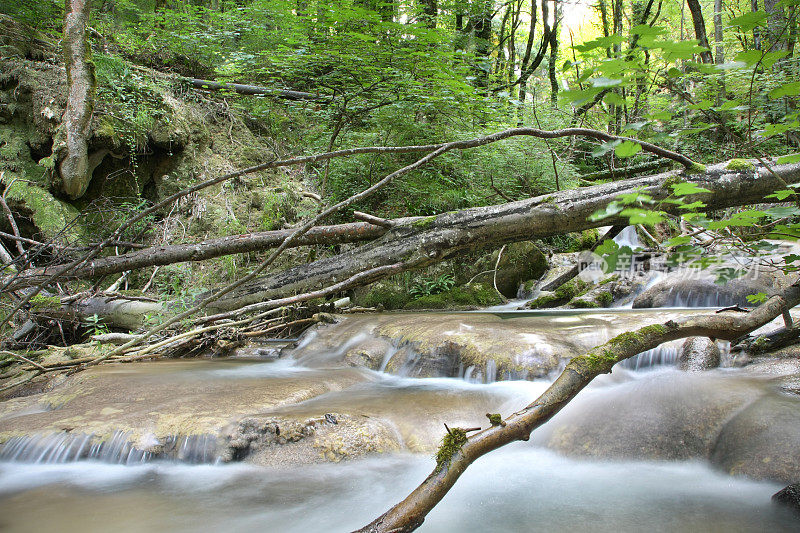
[492,241,547,298]
[710,395,800,483]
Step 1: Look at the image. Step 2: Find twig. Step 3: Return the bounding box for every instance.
[0,350,47,371]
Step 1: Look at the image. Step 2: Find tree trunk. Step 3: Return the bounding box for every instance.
[189,78,327,101]
[4,220,408,291]
[52,0,95,200]
[419,0,437,28]
[548,0,560,105]
[686,0,714,63]
[203,159,800,313]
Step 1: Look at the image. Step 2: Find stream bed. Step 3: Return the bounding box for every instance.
[1,309,799,531]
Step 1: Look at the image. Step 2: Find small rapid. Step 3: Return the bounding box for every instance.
[1,307,798,532]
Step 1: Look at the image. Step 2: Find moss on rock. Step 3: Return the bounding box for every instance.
[726,158,755,171]
[403,283,505,310]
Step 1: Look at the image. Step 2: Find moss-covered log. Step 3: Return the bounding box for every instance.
[205,159,800,313]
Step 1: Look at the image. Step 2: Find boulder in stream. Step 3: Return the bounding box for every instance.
[678,337,721,371]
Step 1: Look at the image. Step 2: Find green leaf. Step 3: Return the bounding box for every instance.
[591,77,623,88]
[653,40,710,60]
[589,201,624,221]
[620,208,664,225]
[765,190,796,201]
[770,81,800,99]
[728,11,768,31]
[734,50,763,67]
[671,182,712,196]
[614,141,642,158]
[678,201,707,210]
[592,139,622,156]
[746,292,768,304]
[603,92,626,106]
[665,236,692,246]
[624,121,650,131]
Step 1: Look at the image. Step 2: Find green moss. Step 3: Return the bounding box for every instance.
[596,291,613,306]
[685,162,707,175]
[30,294,61,309]
[571,299,600,308]
[554,278,589,300]
[597,275,619,287]
[527,293,560,309]
[360,286,412,310]
[663,174,686,187]
[434,427,468,472]
[411,215,437,229]
[486,413,504,426]
[403,283,504,310]
[566,229,599,252]
[577,323,670,374]
[726,158,754,171]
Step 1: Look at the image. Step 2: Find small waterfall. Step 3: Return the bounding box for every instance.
[0,431,219,465]
[621,344,680,370]
[613,226,641,250]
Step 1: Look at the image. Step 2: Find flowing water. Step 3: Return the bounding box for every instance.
[0,308,798,531]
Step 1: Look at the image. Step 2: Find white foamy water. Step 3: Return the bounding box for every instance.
[0,446,795,532]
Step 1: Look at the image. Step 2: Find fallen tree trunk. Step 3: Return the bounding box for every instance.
[205,159,800,312]
[189,78,328,102]
[355,280,800,532]
[29,295,162,330]
[581,159,672,182]
[3,220,416,291]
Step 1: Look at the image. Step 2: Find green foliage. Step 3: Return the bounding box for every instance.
[409,273,455,299]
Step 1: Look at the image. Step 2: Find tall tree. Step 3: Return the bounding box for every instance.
[686,0,714,63]
[51,0,96,200]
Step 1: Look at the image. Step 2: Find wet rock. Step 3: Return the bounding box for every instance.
[291,310,712,380]
[632,272,787,309]
[0,361,368,447]
[772,483,800,514]
[678,337,721,371]
[343,337,393,370]
[493,241,547,298]
[537,371,765,461]
[710,394,800,483]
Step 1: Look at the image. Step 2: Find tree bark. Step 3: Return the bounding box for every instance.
[354,280,800,532]
[204,159,800,313]
[189,78,328,101]
[686,0,714,63]
[3,220,410,291]
[52,0,95,200]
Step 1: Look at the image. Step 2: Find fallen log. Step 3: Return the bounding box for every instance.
[204,159,800,312]
[3,220,415,291]
[189,78,328,102]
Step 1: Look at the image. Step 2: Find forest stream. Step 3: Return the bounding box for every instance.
[1,307,799,532]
